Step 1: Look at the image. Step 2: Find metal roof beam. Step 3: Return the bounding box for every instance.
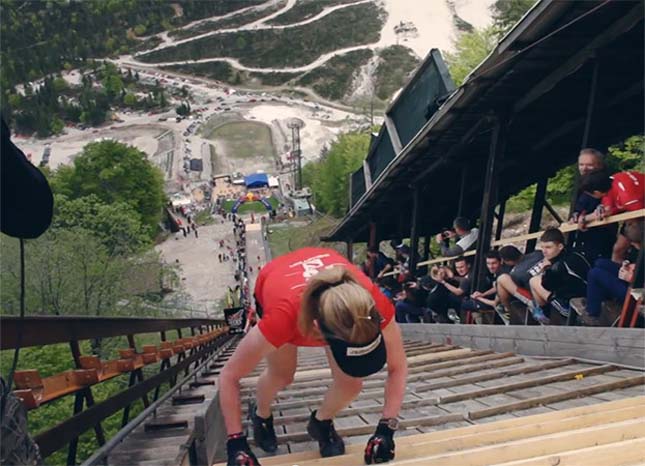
[513,2,643,115]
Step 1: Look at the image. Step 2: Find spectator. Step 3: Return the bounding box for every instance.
[580,169,645,262]
[496,245,545,323]
[572,219,643,326]
[394,280,429,323]
[577,147,605,176]
[364,247,395,280]
[461,250,505,324]
[393,243,411,282]
[426,257,471,322]
[570,149,615,262]
[527,228,591,324]
[435,217,479,257]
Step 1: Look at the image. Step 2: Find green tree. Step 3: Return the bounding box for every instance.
[303,131,371,216]
[491,0,538,38]
[123,93,138,107]
[53,194,151,254]
[50,115,64,134]
[52,77,68,93]
[444,27,496,86]
[52,140,165,234]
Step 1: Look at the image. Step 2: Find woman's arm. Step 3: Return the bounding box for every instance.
[381,320,408,419]
[219,326,276,434]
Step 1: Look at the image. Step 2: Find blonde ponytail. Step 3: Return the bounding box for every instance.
[299,266,380,344]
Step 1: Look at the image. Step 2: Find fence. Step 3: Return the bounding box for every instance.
[1,315,228,464]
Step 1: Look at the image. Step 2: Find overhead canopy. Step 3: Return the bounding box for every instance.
[325,0,644,243]
[244,173,269,188]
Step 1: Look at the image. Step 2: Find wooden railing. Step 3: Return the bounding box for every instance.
[1,315,229,464]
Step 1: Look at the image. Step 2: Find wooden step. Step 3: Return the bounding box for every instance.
[233,396,645,466]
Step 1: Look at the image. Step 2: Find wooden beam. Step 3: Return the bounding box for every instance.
[384,115,403,154]
[363,418,645,466]
[414,358,573,394]
[469,375,645,420]
[495,199,507,242]
[362,159,372,189]
[254,397,645,466]
[495,437,645,466]
[473,113,506,292]
[409,186,421,273]
[440,364,617,404]
[407,209,645,269]
[526,177,548,252]
[457,167,468,217]
[544,200,563,223]
[512,2,643,115]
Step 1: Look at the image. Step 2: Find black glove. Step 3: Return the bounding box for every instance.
[226,434,261,466]
[364,422,395,464]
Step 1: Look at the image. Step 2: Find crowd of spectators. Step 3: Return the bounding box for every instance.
[363,148,644,327]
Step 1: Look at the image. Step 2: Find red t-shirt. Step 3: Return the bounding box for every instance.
[255,247,394,348]
[602,171,644,214]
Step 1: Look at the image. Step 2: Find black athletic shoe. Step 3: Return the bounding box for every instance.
[306,410,345,457]
[250,403,278,453]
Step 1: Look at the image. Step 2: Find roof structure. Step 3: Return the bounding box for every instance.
[325,0,644,243]
[244,173,269,188]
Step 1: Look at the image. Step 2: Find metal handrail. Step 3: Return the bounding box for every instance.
[80,335,237,466]
[0,315,225,350]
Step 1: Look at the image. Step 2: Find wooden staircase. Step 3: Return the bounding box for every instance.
[213,340,645,466]
[256,396,645,466]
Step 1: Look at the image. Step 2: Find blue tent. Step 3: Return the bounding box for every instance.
[244,173,269,188]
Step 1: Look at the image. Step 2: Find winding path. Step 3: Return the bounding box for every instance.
[126,43,376,74]
[142,0,372,54]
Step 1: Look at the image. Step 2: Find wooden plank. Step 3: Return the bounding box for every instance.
[403,209,645,270]
[469,376,645,420]
[415,359,574,393]
[372,418,645,466]
[256,413,466,445]
[258,416,645,466]
[275,353,522,390]
[242,349,485,386]
[492,437,645,466]
[401,324,645,368]
[440,365,617,404]
[255,397,645,466]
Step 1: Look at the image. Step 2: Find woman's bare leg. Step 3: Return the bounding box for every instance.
[316,348,363,420]
[255,344,298,418]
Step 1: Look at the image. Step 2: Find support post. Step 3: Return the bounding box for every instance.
[526,177,548,253]
[494,199,506,242]
[569,58,600,216]
[363,160,372,189]
[409,186,421,275]
[457,167,468,217]
[346,241,354,262]
[474,115,506,292]
[368,222,377,250]
[544,200,564,223]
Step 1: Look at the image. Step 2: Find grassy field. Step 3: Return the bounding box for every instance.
[204,121,275,160]
[267,215,365,259]
[222,196,279,214]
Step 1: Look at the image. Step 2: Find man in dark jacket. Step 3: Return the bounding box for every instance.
[528,228,590,324]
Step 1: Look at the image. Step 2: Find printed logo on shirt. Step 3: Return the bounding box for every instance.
[286,254,347,288]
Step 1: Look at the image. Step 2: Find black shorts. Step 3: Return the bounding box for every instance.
[254,295,264,319]
[510,250,544,289]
